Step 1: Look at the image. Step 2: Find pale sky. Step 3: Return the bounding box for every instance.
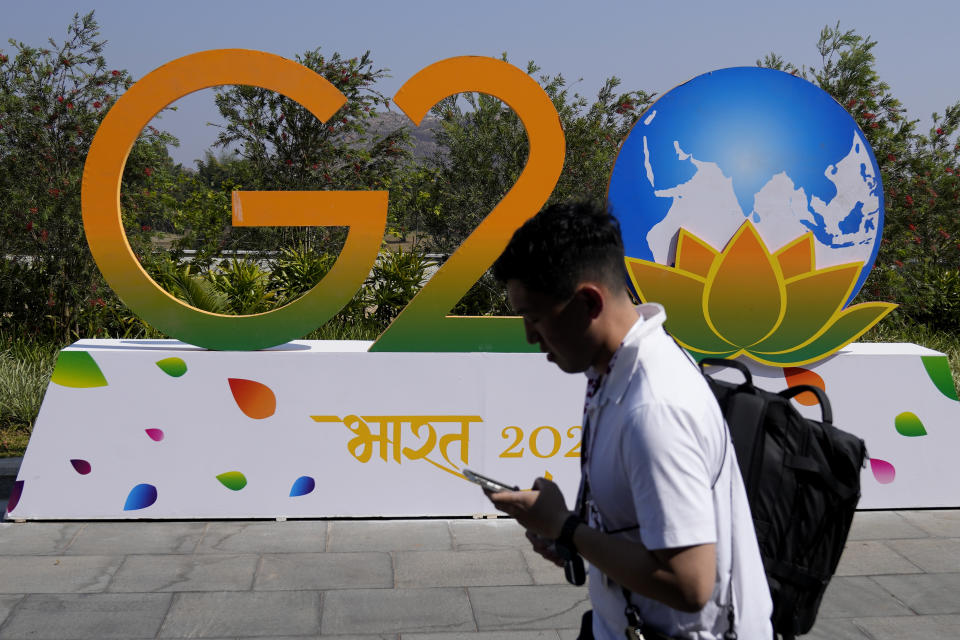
[4,0,958,166]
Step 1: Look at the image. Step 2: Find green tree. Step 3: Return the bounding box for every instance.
[761,24,960,331]
[0,12,178,341]
[421,59,652,254]
[209,49,412,254]
[404,58,651,315]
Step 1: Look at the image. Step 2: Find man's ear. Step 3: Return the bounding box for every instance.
[578,284,605,319]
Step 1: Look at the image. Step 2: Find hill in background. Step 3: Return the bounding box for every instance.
[367,111,444,160]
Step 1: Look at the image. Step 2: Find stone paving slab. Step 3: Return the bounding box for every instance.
[834,540,922,576]
[107,553,259,593]
[321,587,475,635]
[195,521,327,554]
[885,537,960,573]
[815,577,912,618]
[853,613,960,638]
[520,549,569,586]
[395,549,532,588]
[872,572,960,614]
[449,520,530,551]
[898,510,960,537]
[65,522,206,555]
[468,585,590,631]
[0,555,122,593]
[326,520,453,552]
[802,617,873,639]
[254,552,393,591]
[0,521,83,555]
[0,596,22,629]
[0,593,172,639]
[0,511,956,639]
[157,590,320,638]
[403,633,562,640]
[846,511,928,540]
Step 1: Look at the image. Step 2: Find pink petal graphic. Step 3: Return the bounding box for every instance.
[870,458,896,484]
[6,480,23,513]
[145,428,165,442]
[70,459,91,475]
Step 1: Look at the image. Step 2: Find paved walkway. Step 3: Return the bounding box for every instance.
[2,477,959,638]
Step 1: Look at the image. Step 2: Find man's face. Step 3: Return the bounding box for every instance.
[506,279,596,374]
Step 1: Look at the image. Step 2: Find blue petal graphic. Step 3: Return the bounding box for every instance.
[289,475,316,497]
[123,483,158,510]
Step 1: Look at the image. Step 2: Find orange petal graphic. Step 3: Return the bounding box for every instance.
[626,258,735,354]
[228,378,276,419]
[751,263,862,355]
[674,228,718,278]
[704,223,784,348]
[774,233,816,280]
[783,367,826,406]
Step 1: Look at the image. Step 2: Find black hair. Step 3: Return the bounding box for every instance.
[492,200,628,301]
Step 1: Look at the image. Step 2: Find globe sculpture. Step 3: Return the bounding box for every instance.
[608,67,895,366]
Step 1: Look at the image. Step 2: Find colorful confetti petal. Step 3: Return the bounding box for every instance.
[217,471,247,491]
[123,483,158,510]
[50,351,108,388]
[921,355,959,401]
[228,378,276,419]
[145,428,165,442]
[783,367,826,406]
[6,480,23,513]
[895,412,927,437]
[70,459,91,475]
[870,458,896,484]
[289,476,315,497]
[156,357,187,377]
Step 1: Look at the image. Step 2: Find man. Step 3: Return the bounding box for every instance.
[487,201,772,639]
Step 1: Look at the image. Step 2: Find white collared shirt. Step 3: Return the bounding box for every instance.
[583,304,773,640]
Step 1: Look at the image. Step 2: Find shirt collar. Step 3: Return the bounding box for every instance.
[587,303,667,404]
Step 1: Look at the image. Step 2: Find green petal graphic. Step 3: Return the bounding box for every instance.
[921,356,959,401]
[50,351,108,388]
[748,303,895,366]
[216,471,247,491]
[895,412,927,438]
[156,357,187,377]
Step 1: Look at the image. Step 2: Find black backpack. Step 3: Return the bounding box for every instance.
[699,358,867,639]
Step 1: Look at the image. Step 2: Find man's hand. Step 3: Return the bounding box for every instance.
[526,530,564,567]
[485,476,571,540]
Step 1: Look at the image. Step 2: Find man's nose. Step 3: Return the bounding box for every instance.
[522,318,539,345]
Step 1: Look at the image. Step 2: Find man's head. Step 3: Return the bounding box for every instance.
[493,200,635,373]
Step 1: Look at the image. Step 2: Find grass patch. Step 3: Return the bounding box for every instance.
[860,317,960,398]
[0,334,60,457]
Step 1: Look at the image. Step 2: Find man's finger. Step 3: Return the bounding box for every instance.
[489,489,537,507]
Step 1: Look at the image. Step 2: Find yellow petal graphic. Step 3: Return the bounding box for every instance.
[748,302,897,366]
[752,263,862,354]
[775,233,816,280]
[674,228,718,278]
[704,223,785,348]
[625,258,735,354]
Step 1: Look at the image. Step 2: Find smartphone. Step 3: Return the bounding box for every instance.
[463,468,520,493]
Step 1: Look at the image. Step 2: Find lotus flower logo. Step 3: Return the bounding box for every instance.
[626,222,896,366]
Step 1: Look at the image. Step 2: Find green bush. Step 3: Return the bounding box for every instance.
[269,245,336,304]
[366,248,436,327]
[208,257,275,314]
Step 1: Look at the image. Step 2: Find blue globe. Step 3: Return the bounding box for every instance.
[607,67,883,303]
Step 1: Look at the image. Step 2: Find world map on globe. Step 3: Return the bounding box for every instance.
[607,66,884,304]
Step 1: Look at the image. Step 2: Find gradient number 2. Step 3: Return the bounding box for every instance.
[371,57,565,352]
